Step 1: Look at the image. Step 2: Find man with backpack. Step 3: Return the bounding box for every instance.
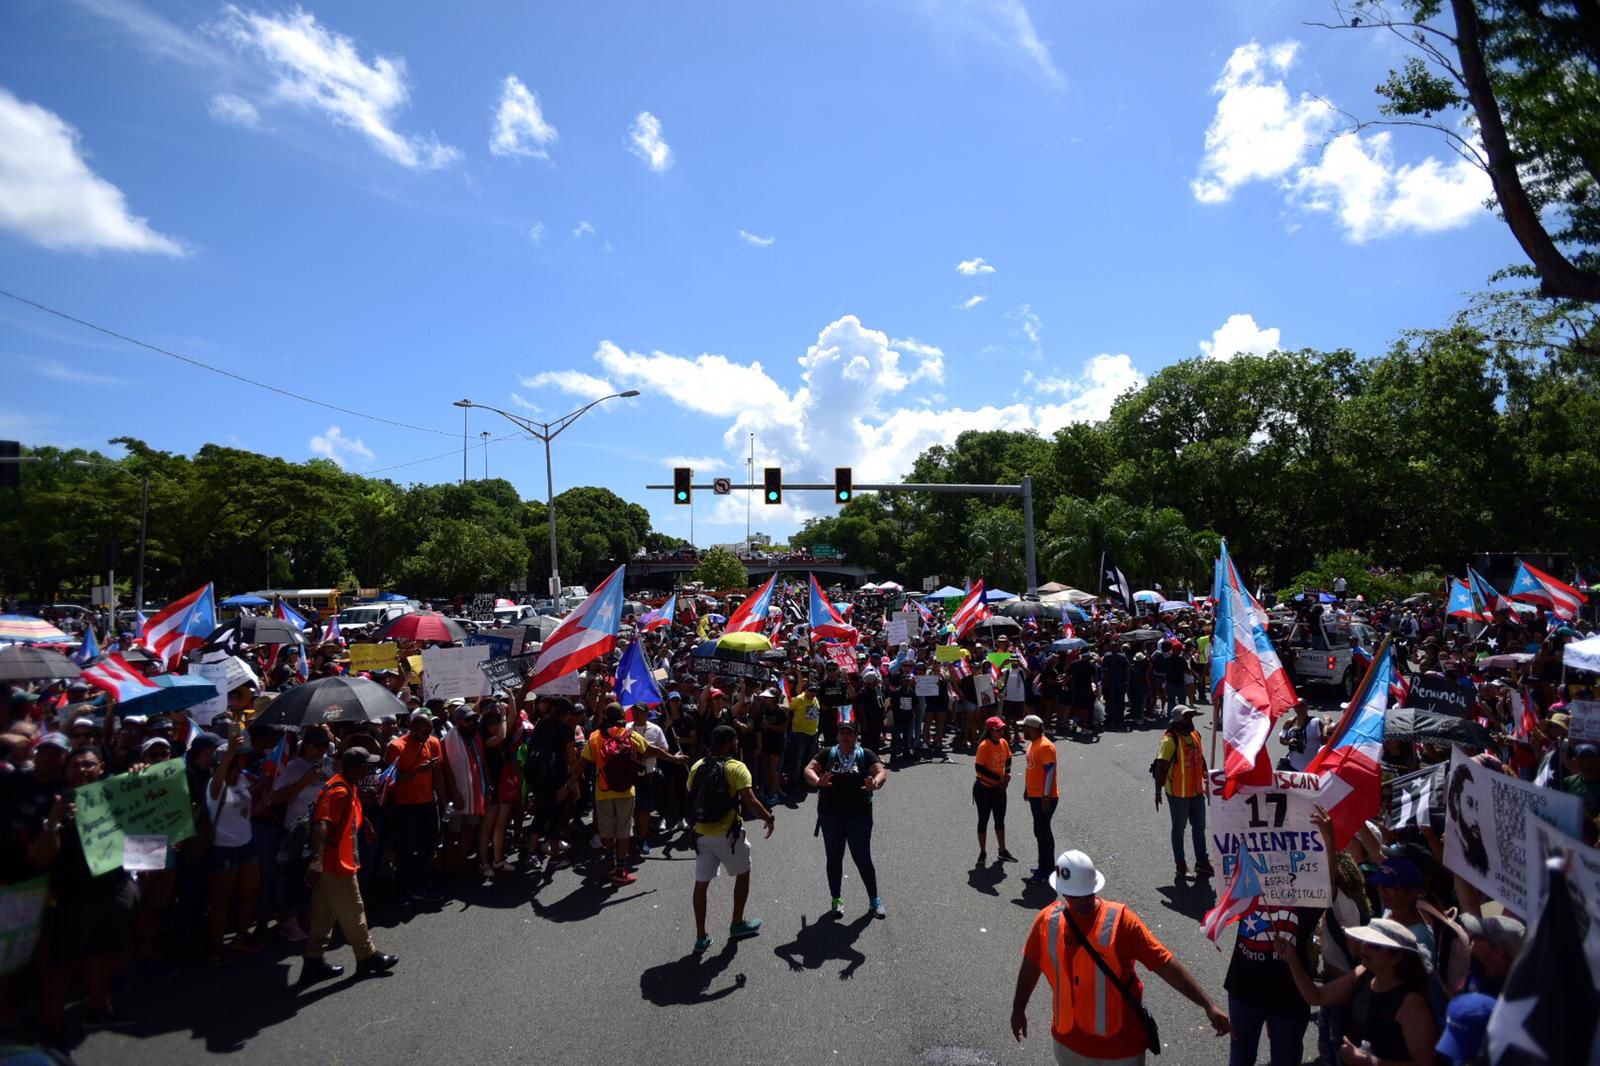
[686,723,775,953]
[582,703,676,886]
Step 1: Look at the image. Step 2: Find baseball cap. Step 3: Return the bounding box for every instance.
[706,687,725,700]
[1458,913,1525,956]
[1021,714,1044,730]
[140,737,173,755]
[1370,857,1423,888]
[1573,742,1600,757]
[1168,705,1202,725]
[36,732,71,752]
[836,717,858,734]
[759,687,778,699]
[667,691,682,701]
[1435,993,1496,1061]
[984,715,1006,732]
[341,747,381,767]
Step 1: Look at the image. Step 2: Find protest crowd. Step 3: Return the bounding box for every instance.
[1,552,1598,1065]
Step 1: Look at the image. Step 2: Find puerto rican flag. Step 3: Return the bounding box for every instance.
[275,599,310,630]
[912,597,935,625]
[525,564,626,690]
[323,614,343,644]
[1510,559,1587,621]
[948,580,990,639]
[724,574,777,634]
[1468,567,1514,619]
[74,625,100,666]
[81,652,159,702]
[639,592,677,632]
[808,574,858,643]
[141,582,216,670]
[1210,542,1296,798]
[1199,837,1262,944]
[1446,578,1478,619]
[1306,637,1397,849]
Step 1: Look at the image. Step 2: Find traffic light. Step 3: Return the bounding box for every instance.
[0,441,17,488]
[763,467,782,505]
[834,466,852,504]
[673,467,692,504]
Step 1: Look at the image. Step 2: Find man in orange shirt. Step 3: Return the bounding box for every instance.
[1012,850,1230,1064]
[385,709,444,903]
[1021,714,1059,884]
[298,747,399,988]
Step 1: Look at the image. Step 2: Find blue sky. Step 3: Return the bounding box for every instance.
[1,0,1519,545]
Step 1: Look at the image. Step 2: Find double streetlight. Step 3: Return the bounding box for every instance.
[73,459,149,613]
[453,391,639,602]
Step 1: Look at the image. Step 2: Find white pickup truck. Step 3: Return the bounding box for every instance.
[1282,616,1380,698]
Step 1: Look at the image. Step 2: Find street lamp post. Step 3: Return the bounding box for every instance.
[453,391,640,602]
[74,459,148,613]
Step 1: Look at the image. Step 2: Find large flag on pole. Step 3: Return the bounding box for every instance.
[723,574,777,634]
[1467,567,1513,619]
[141,582,216,670]
[74,625,100,666]
[948,579,990,639]
[614,639,663,707]
[275,599,310,630]
[638,592,677,632]
[1103,560,1133,607]
[808,574,858,643]
[1306,636,1395,849]
[1211,541,1295,798]
[1446,578,1479,619]
[1509,559,1587,620]
[81,652,159,702]
[525,565,626,691]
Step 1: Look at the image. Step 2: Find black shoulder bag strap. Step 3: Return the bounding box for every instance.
[1058,903,1162,1055]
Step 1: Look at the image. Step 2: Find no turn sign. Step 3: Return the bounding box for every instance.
[713,478,732,495]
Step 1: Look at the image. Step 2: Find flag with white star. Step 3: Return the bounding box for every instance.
[614,639,662,708]
[1488,861,1597,1064]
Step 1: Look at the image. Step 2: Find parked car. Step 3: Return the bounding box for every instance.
[334,602,416,639]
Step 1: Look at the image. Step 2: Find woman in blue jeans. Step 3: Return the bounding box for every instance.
[803,718,888,919]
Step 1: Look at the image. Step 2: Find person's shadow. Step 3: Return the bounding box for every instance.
[773,912,872,980]
[1011,876,1056,909]
[1156,878,1217,921]
[639,941,747,1005]
[967,858,1007,897]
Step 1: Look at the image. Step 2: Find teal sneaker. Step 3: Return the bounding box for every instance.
[870,897,886,918]
[729,918,763,939]
[693,934,712,954]
[829,897,845,917]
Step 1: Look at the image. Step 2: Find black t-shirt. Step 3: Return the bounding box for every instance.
[1223,905,1322,1020]
[817,679,850,708]
[1066,658,1096,703]
[815,745,881,819]
[0,770,64,883]
[1101,651,1129,689]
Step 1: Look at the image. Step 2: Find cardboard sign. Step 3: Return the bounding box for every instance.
[914,674,940,697]
[973,673,995,706]
[470,593,496,621]
[934,645,969,664]
[73,759,195,877]
[1522,818,1600,974]
[536,670,584,696]
[885,620,909,647]
[1566,699,1600,744]
[1405,673,1475,717]
[348,642,400,673]
[1206,769,1332,907]
[466,630,524,658]
[1442,748,1584,914]
[893,610,920,637]
[0,877,47,976]
[480,654,534,691]
[188,661,229,725]
[422,644,491,701]
[824,644,858,673]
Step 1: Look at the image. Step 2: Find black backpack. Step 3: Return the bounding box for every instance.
[688,757,738,832]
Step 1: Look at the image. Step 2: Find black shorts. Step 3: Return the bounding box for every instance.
[635,770,663,814]
[1003,700,1026,721]
[761,730,787,757]
[48,877,138,963]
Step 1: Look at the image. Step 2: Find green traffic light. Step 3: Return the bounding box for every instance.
[676,491,688,501]
[767,491,779,501]
[838,491,850,502]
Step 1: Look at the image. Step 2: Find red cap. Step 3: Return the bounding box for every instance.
[706,687,725,699]
[985,716,1006,732]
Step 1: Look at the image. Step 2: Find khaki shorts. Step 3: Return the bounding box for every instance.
[694,828,752,881]
[595,796,635,841]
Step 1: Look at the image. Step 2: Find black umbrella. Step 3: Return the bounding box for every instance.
[252,675,407,728]
[993,600,1049,621]
[205,616,307,649]
[1383,707,1492,748]
[513,614,563,642]
[688,638,767,681]
[0,645,82,682]
[972,616,1023,637]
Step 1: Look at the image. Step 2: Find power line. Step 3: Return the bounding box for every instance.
[0,288,457,438]
[363,430,526,475]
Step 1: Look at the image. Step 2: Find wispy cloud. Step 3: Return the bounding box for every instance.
[489,74,557,160]
[627,111,672,172]
[918,0,1063,88]
[572,220,594,239]
[208,92,259,127]
[528,221,545,243]
[520,369,616,401]
[28,356,127,386]
[959,294,987,310]
[956,256,995,275]
[738,229,774,247]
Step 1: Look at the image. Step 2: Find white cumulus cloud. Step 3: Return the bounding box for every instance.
[1192,39,1490,240]
[309,425,373,468]
[956,256,996,275]
[627,111,672,172]
[520,369,616,401]
[738,229,774,247]
[1199,313,1281,361]
[490,74,557,159]
[0,87,186,254]
[208,92,259,127]
[1027,354,1147,432]
[214,5,458,169]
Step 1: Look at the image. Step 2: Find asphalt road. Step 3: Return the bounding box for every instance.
[79,700,1338,1066]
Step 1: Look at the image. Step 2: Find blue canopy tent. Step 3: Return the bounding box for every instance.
[220,594,269,608]
[985,589,1019,602]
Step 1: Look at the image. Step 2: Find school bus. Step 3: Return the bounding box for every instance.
[248,588,342,618]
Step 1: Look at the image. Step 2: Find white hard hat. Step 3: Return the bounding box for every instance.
[1049,849,1106,898]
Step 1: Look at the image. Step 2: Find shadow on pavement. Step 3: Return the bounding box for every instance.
[530,875,658,923]
[639,940,748,1005]
[967,858,1007,897]
[1156,879,1217,922]
[773,912,872,980]
[1010,877,1057,910]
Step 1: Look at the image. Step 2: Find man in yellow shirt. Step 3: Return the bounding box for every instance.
[784,671,821,799]
[1152,706,1213,880]
[686,724,774,953]
[583,703,673,886]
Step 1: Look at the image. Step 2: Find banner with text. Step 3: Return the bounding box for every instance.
[349,642,400,673]
[1206,769,1332,907]
[73,759,196,877]
[422,644,492,702]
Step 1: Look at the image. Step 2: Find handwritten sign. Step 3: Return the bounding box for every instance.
[885,620,909,646]
[189,662,229,725]
[349,642,400,672]
[1207,769,1331,907]
[480,654,534,691]
[893,610,920,637]
[1406,673,1475,717]
[535,670,584,696]
[1442,748,1584,914]
[470,593,496,621]
[73,759,195,877]
[934,645,969,664]
[406,654,424,677]
[422,645,491,701]
[0,877,47,976]
[467,630,524,658]
[914,674,940,697]
[824,645,858,673]
[1567,699,1600,744]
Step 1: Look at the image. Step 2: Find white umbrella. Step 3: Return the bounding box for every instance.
[1564,634,1600,673]
[1039,588,1097,605]
[858,582,879,591]
[875,581,903,591]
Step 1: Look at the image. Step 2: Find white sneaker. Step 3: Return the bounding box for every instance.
[480,864,493,878]
[493,860,510,872]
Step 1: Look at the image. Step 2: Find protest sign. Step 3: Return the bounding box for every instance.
[1206,769,1331,907]
[824,645,859,673]
[0,877,47,977]
[467,630,524,659]
[1405,673,1475,717]
[934,645,970,664]
[406,654,424,677]
[349,642,400,673]
[422,644,492,702]
[536,670,585,696]
[1522,818,1600,973]
[914,674,940,697]
[885,620,909,647]
[189,661,229,725]
[480,654,533,691]
[123,834,168,872]
[470,593,496,621]
[1442,748,1584,914]
[74,759,195,877]
[893,610,920,637]
[1566,699,1600,744]
[973,673,995,707]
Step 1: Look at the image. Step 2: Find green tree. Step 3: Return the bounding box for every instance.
[692,547,747,589]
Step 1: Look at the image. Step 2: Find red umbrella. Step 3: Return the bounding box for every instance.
[371,611,467,643]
